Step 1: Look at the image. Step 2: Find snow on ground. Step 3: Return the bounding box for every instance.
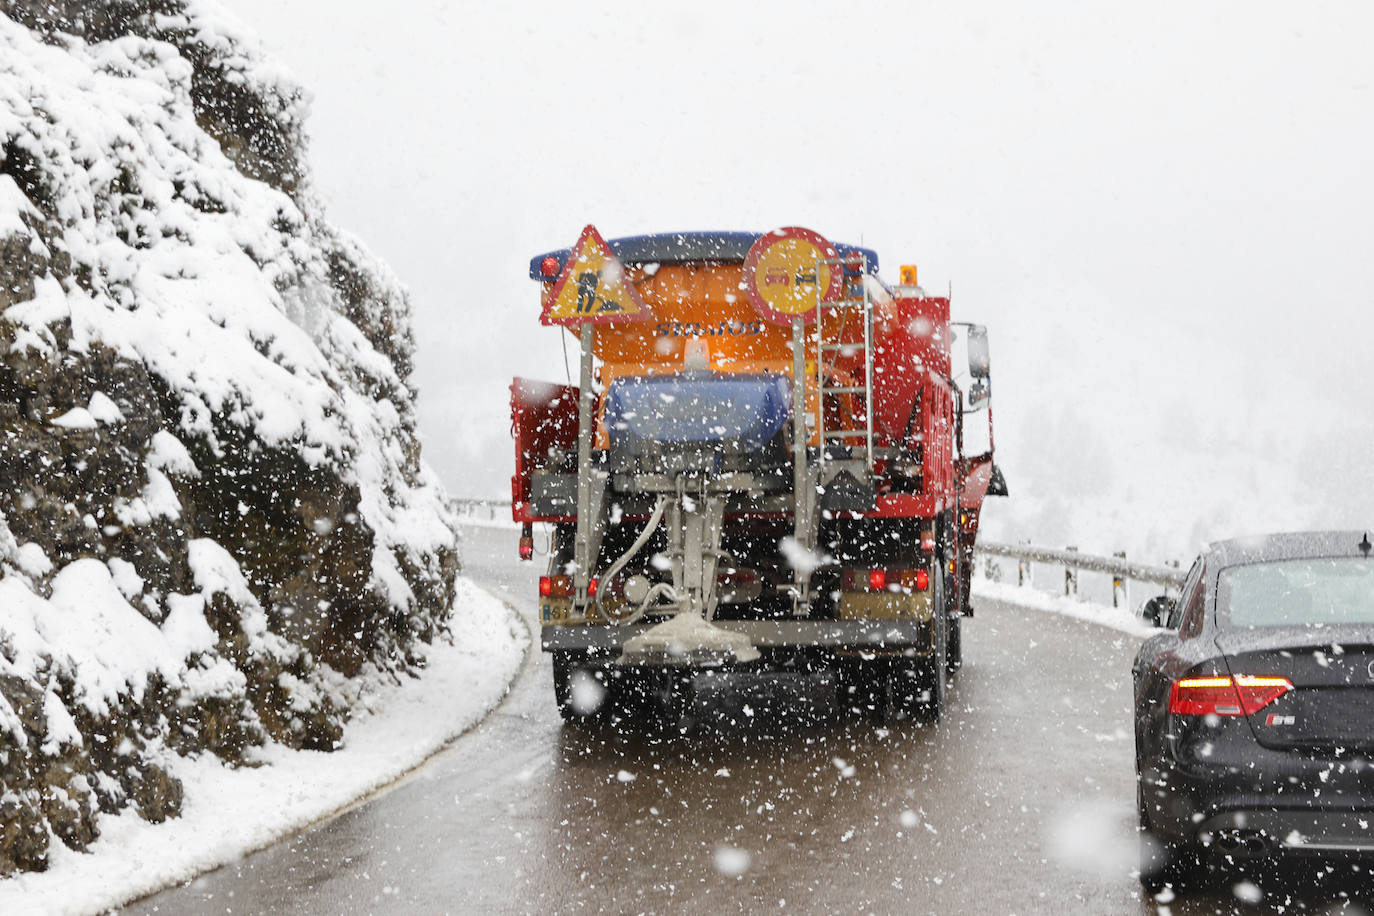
[972,574,1158,638]
[0,579,526,916]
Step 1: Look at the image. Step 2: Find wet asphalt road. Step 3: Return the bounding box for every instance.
[129,525,1372,915]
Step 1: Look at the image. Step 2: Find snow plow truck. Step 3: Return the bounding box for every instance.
[510,226,1006,727]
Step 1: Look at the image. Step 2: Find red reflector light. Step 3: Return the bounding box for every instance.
[587,577,598,597]
[540,255,560,278]
[1168,674,1293,717]
[518,523,533,560]
[843,567,934,593]
[540,575,575,599]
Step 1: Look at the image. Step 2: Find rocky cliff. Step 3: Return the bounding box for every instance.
[0,0,459,874]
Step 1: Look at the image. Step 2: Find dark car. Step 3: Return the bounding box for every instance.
[1132,530,1374,889]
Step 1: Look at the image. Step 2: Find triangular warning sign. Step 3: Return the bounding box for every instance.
[539,225,651,326]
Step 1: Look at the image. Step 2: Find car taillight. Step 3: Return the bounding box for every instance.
[1168,674,1293,717]
[868,569,887,591]
[914,569,929,591]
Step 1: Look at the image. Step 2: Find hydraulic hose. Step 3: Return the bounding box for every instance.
[595,494,672,626]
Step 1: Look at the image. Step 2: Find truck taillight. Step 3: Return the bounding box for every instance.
[842,567,930,593]
[519,523,533,561]
[539,575,576,598]
[1168,675,1292,717]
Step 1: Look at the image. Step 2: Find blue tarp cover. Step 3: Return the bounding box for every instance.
[604,373,791,451]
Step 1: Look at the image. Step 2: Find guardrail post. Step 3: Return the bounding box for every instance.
[984,557,1001,583]
[1112,551,1126,608]
[1065,546,1078,596]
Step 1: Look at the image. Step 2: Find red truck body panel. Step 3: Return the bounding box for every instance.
[510,378,578,525]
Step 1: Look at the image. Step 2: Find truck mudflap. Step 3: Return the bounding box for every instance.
[541,618,932,654]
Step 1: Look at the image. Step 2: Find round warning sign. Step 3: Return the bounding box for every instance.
[742,227,842,325]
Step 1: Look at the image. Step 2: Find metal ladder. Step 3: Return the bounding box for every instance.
[812,253,874,473]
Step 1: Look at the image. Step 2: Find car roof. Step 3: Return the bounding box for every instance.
[1206,530,1373,569]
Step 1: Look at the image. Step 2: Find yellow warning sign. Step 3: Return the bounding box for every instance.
[540,225,651,327]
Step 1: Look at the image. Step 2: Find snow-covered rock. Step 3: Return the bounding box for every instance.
[0,0,460,875]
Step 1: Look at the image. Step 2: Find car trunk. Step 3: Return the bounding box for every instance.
[1216,626,1374,752]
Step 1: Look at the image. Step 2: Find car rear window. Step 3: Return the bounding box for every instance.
[1218,558,1374,627]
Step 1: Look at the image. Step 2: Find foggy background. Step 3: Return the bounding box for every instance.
[227,0,1374,564]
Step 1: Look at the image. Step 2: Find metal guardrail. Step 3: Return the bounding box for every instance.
[975,541,1186,588]
[451,497,510,521]
[975,540,1185,609]
[451,497,1185,606]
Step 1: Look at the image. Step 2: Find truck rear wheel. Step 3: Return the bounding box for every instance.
[913,652,946,721]
[594,665,694,734]
[946,614,963,675]
[911,590,948,722]
[938,512,962,677]
[839,651,945,724]
[837,658,885,720]
[649,667,694,734]
[552,651,614,725]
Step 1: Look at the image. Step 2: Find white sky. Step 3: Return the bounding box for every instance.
[228,0,1374,561]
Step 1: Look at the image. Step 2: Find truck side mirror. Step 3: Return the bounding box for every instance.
[967,325,990,380]
[967,379,989,408]
[1141,595,1174,628]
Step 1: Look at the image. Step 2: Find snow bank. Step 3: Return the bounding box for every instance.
[972,575,1157,638]
[0,579,526,915]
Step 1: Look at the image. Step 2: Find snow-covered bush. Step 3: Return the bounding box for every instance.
[0,0,458,874]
